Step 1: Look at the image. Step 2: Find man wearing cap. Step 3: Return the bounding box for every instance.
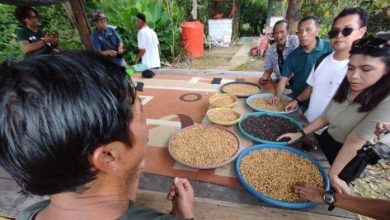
[134,13,161,69]
[90,10,126,66]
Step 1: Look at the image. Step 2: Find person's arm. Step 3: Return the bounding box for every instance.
[270,52,295,104]
[135,31,146,64]
[268,76,289,105]
[99,50,116,57]
[112,28,124,54]
[260,69,273,84]
[118,41,124,54]
[329,133,367,194]
[285,85,312,111]
[135,49,145,64]
[334,194,390,220]
[277,115,329,144]
[19,39,46,53]
[90,33,117,57]
[260,47,274,84]
[294,183,390,220]
[330,98,390,193]
[274,76,289,97]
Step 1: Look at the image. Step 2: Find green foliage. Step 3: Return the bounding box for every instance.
[360,0,390,35]
[0,5,24,62]
[39,5,82,51]
[300,0,389,37]
[0,4,81,63]
[239,0,268,36]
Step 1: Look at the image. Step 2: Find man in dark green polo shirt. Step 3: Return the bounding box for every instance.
[271,15,332,109]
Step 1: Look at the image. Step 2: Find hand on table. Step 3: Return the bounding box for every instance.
[167,177,195,219]
[277,132,301,144]
[293,182,324,204]
[107,50,118,57]
[268,96,280,105]
[285,100,298,112]
[259,75,271,85]
[330,174,350,195]
[375,122,390,138]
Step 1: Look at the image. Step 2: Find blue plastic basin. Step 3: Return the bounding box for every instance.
[238,112,302,145]
[235,144,330,209]
[246,93,298,114]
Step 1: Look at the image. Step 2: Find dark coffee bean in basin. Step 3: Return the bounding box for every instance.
[241,115,297,141]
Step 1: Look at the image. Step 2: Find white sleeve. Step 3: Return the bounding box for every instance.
[137,31,145,49]
[153,32,159,45]
[306,67,315,86]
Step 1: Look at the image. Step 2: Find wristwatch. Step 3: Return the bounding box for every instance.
[293,97,301,104]
[323,191,337,211]
[297,128,306,137]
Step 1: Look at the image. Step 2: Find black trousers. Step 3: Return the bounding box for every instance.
[316,129,366,183]
[317,129,343,165]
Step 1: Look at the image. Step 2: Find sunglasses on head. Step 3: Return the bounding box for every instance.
[352,36,389,50]
[328,27,356,39]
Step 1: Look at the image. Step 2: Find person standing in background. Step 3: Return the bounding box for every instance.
[90,10,126,67]
[285,8,368,123]
[259,20,299,85]
[134,13,161,69]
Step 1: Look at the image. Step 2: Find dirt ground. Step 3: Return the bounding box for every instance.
[168,44,264,71]
[166,44,389,219]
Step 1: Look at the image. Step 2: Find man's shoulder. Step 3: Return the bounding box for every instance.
[121,202,176,220]
[313,51,334,72]
[106,26,119,34]
[287,35,299,45]
[317,37,332,52]
[286,46,302,59]
[143,26,156,34]
[16,26,28,34]
[16,27,28,39]
[16,200,50,220]
[267,42,277,53]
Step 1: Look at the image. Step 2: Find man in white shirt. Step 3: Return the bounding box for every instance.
[285,7,368,123]
[134,13,161,69]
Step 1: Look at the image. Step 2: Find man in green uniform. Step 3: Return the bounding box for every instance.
[15,6,58,57]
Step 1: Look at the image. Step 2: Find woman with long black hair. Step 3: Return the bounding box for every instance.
[279,35,390,194]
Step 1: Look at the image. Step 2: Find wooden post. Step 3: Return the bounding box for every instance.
[286,0,303,34]
[232,0,240,41]
[68,0,91,49]
[191,0,197,20]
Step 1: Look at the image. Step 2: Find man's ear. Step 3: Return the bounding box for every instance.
[358,26,367,37]
[315,27,320,35]
[90,144,121,172]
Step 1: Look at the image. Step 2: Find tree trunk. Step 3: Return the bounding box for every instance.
[232,0,240,40]
[67,0,91,49]
[285,0,303,33]
[191,0,197,20]
[265,0,274,27]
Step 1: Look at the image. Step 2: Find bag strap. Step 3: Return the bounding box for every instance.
[314,51,332,72]
[96,29,117,50]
